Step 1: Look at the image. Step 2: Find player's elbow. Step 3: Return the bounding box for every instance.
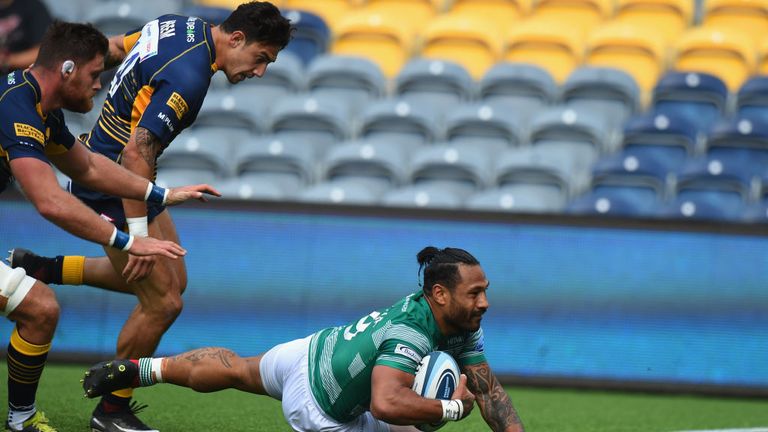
[369,399,399,424]
[34,195,64,223]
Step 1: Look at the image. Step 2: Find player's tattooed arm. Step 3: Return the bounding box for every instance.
[464,362,525,432]
[134,127,161,167]
[105,34,128,69]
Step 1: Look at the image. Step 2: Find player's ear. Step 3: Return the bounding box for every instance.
[61,60,75,78]
[432,284,450,306]
[229,30,245,48]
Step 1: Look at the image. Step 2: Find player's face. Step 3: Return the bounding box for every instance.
[225,39,278,84]
[445,264,490,333]
[61,55,104,113]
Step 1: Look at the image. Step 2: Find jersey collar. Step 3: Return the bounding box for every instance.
[205,23,217,74]
[22,70,46,120]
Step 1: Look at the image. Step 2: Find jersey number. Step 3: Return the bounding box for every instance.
[108,20,160,97]
[343,311,382,341]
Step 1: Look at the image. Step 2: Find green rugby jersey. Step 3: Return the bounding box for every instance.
[308,291,486,423]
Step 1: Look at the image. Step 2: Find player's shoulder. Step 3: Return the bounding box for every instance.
[0,72,42,126]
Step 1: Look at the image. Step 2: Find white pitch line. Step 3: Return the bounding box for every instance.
[674,429,768,432]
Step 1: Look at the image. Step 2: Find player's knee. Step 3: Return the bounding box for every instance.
[152,294,183,324]
[24,286,60,334]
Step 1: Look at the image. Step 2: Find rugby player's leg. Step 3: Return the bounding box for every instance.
[1,270,60,431]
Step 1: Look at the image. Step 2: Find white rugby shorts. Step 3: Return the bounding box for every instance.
[259,335,391,432]
[0,261,35,316]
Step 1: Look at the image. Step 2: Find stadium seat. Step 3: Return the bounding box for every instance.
[85,2,154,35]
[356,99,442,147]
[584,22,666,95]
[306,55,386,111]
[614,0,692,42]
[702,0,768,45]
[158,129,235,180]
[743,200,768,223]
[362,0,441,30]
[228,135,320,199]
[298,179,383,205]
[673,26,756,91]
[408,144,493,198]
[466,184,567,213]
[196,90,264,133]
[381,184,465,209]
[281,9,331,65]
[316,139,409,195]
[760,39,768,75]
[503,18,585,83]
[44,0,95,21]
[479,62,558,125]
[660,193,748,222]
[444,104,527,153]
[530,0,613,34]
[567,192,663,217]
[736,76,768,121]
[706,115,768,170]
[561,66,641,131]
[330,11,414,77]
[394,59,475,118]
[529,107,609,169]
[418,14,504,79]
[584,152,669,214]
[267,95,352,150]
[448,0,529,29]
[493,147,576,196]
[621,112,697,166]
[281,0,354,29]
[232,50,305,109]
[182,5,231,24]
[652,71,728,133]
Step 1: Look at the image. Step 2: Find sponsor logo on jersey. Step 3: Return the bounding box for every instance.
[157,112,175,133]
[14,123,44,144]
[7,73,15,85]
[159,20,176,39]
[166,92,189,120]
[395,343,422,363]
[186,17,196,43]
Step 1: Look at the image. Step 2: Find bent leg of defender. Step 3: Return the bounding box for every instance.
[0,263,60,432]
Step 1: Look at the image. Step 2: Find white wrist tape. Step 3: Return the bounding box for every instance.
[127,216,149,237]
[440,399,463,422]
[151,357,164,383]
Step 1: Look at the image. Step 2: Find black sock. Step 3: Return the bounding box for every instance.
[99,393,131,413]
[7,329,49,413]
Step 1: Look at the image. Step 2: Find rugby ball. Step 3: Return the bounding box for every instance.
[412,351,461,432]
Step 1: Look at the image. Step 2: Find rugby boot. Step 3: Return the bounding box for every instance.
[6,249,58,284]
[90,402,158,432]
[82,360,139,399]
[5,411,57,432]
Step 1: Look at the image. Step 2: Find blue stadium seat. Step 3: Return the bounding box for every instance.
[381,184,465,209]
[306,55,386,111]
[675,154,758,197]
[743,201,768,223]
[281,9,331,65]
[660,195,747,222]
[561,66,641,131]
[444,103,527,154]
[267,94,351,150]
[320,140,409,194]
[357,99,442,147]
[395,59,475,119]
[737,76,768,121]
[621,112,698,167]
[707,114,768,154]
[466,184,567,213]
[478,62,558,126]
[567,193,661,217]
[652,71,728,133]
[409,144,493,198]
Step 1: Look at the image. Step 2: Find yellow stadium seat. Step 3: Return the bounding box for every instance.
[331,11,414,77]
[419,14,504,79]
[760,39,768,74]
[448,0,530,28]
[503,18,585,82]
[283,0,357,28]
[531,0,613,35]
[585,22,666,93]
[361,0,441,30]
[673,26,757,91]
[614,0,692,42]
[703,0,768,44]
[197,0,254,8]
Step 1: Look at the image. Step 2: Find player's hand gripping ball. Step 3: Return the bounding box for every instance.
[411,351,461,431]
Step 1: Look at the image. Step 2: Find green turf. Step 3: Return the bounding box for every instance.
[0,362,766,431]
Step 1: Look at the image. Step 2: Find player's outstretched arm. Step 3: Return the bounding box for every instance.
[105,34,128,69]
[10,157,186,259]
[370,365,474,426]
[463,362,525,432]
[50,139,220,205]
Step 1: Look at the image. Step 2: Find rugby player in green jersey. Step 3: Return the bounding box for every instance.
[83,246,525,432]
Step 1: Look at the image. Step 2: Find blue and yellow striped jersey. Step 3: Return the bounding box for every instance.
[0,69,76,194]
[80,14,216,198]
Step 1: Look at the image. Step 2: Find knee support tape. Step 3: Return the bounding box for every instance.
[0,262,35,316]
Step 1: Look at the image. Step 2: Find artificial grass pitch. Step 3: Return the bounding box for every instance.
[0,363,766,431]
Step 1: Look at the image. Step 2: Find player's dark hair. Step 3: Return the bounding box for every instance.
[34,21,108,70]
[221,1,292,50]
[417,246,480,295]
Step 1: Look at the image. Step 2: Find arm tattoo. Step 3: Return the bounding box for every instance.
[465,363,524,431]
[134,127,160,167]
[172,348,235,368]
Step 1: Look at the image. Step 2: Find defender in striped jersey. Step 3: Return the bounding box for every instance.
[83,247,525,432]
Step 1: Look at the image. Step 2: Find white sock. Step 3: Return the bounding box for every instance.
[7,404,35,431]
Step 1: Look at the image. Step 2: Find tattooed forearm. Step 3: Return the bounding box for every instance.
[134,127,159,167]
[172,348,235,368]
[465,363,524,432]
